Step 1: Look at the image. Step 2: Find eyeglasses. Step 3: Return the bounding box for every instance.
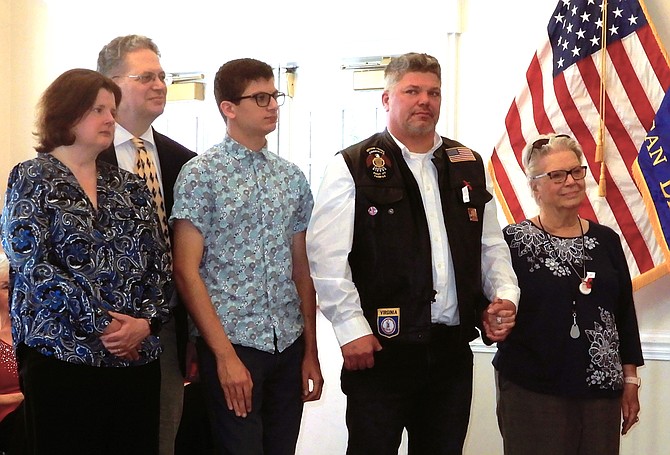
[531,165,588,183]
[113,72,173,86]
[528,133,572,158]
[231,92,286,107]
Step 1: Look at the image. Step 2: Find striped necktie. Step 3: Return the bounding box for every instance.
[132,137,172,267]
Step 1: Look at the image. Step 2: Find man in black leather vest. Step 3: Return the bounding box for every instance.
[307,52,520,455]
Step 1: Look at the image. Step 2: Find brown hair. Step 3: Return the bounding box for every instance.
[214,58,275,118]
[34,68,121,154]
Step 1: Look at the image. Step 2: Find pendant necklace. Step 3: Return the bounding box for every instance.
[537,216,592,339]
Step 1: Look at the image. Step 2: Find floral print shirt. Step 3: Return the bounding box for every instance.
[1,154,170,367]
[171,136,313,353]
[493,220,643,398]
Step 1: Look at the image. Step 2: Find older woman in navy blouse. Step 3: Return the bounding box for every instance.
[494,133,644,455]
[1,69,170,455]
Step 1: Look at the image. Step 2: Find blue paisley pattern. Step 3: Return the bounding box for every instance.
[171,136,313,353]
[1,154,170,367]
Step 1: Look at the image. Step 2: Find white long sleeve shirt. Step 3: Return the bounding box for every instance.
[306,134,520,347]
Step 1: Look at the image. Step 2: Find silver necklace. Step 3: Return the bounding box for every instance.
[536,216,593,339]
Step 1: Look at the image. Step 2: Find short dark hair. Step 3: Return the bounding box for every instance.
[34,68,122,154]
[214,58,275,112]
[384,53,441,91]
[97,34,161,76]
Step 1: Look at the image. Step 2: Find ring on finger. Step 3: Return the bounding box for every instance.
[496,316,503,324]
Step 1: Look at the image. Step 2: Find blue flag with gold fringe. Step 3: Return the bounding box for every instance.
[633,91,670,274]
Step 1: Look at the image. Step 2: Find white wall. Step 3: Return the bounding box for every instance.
[4,0,670,453]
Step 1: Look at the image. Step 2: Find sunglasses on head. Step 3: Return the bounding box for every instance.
[529,134,572,156]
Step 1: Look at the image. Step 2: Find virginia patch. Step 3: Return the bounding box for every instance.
[377,308,400,338]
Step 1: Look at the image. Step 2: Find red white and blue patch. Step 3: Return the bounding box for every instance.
[446,147,476,162]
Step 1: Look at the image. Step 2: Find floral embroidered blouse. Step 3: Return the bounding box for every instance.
[493,219,643,398]
[1,154,171,367]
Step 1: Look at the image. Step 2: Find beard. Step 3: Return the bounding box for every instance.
[405,118,437,136]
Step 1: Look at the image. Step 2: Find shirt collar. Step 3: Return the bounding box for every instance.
[388,131,443,160]
[223,135,274,162]
[114,124,156,149]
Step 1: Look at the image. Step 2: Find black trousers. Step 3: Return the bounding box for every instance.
[196,336,305,455]
[17,344,160,455]
[0,402,26,454]
[341,325,474,455]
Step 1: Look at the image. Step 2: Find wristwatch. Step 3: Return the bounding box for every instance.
[624,376,641,387]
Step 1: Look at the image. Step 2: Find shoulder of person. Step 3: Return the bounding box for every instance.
[441,137,483,160]
[503,219,531,235]
[340,131,389,156]
[152,130,197,159]
[584,219,618,239]
[17,154,59,177]
[99,161,146,189]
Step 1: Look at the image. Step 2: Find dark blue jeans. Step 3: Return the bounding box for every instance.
[196,336,304,455]
[341,325,474,455]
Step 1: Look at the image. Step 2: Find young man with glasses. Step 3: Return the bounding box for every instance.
[96,34,197,455]
[171,58,323,455]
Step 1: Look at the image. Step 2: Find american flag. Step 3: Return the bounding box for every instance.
[447,147,476,163]
[489,0,670,289]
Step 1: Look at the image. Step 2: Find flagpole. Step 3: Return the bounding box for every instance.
[596,0,608,197]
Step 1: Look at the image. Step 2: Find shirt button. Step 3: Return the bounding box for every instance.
[388,208,395,215]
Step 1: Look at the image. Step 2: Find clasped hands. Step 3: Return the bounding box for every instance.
[482,298,516,342]
[100,311,151,361]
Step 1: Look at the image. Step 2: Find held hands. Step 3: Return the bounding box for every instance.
[341,334,382,371]
[100,311,151,361]
[483,298,516,342]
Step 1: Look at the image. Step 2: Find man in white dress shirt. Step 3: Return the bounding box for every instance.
[306,52,520,455]
[97,35,197,455]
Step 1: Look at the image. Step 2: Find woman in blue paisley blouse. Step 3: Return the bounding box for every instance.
[0,69,170,454]
[493,133,644,455]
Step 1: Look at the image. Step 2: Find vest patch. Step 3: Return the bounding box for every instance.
[377,308,400,338]
[365,147,393,180]
[446,147,476,162]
